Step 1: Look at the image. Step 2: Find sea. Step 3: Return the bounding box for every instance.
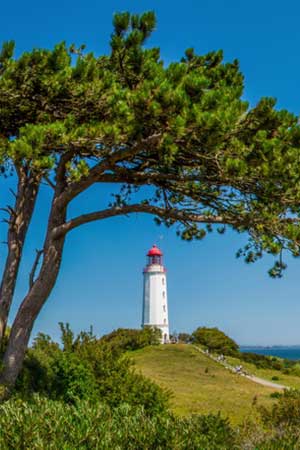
[240,346,300,361]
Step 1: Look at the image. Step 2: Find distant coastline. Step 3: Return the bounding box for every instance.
[240,346,300,360]
[240,345,300,349]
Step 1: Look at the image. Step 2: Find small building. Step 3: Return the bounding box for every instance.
[142,245,170,344]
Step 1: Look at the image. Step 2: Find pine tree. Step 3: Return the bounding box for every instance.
[1,11,300,391]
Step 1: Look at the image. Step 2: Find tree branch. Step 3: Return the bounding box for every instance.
[9,189,17,200]
[43,174,55,190]
[52,204,225,238]
[57,132,162,206]
[29,249,43,289]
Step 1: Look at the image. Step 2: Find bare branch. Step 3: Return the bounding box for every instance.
[9,189,17,199]
[1,218,11,225]
[43,175,55,190]
[29,249,43,289]
[0,206,16,217]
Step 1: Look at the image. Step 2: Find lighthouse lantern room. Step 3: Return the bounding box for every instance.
[142,245,170,343]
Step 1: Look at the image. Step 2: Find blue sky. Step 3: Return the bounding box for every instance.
[1,0,300,345]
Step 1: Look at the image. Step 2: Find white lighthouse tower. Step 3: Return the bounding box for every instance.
[142,245,169,344]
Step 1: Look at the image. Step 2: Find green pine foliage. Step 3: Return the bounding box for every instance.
[2,11,300,277]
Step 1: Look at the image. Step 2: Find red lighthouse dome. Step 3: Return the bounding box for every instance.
[147,245,163,257]
[146,245,164,268]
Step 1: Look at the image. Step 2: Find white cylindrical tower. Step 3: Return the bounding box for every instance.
[142,245,169,344]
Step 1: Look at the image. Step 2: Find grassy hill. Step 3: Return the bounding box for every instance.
[132,344,278,423]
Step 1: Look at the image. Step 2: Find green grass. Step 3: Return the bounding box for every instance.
[132,344,278,424]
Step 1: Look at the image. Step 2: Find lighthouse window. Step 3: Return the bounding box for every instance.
[164,318,167,324]
[163,305,166,312]
[162,291,165,298]
[162,278,165,285]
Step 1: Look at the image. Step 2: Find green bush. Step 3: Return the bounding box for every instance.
[236,390,300,449]
[287,363,300,377]
[49,352,98,403]
[0,396,236,450]
[239,351,300,375]
[178,333,192,343]
[16,324,169,414]
[270,392,281,399]
[99,326,161,355]
[260,389,300,429]
[177,413,236,449]
[192,327,239,356]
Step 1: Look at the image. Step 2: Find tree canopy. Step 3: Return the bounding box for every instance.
[192,327,239,356]
[1,10,300,389]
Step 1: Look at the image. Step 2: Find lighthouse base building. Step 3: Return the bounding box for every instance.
[142,245,170,344]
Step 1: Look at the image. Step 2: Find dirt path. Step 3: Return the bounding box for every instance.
[192,345,288,390]
[244,374,286,390]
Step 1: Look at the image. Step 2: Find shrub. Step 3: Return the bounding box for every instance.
[178,333,192,343]
[240,352,284,370]
[49,352,98,403]
[239,351,300,375]
[0,396,237,450]
[16,324,169,414]
[99,326,161,355]
[288,364,300,377]
[237,390,300,448]
[270,392,281,399]
[236,416,300,450]
[192,327,239,356]
[177,413,236,449]
[260,389,300,429]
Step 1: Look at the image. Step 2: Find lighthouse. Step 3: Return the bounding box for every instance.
[142,245,170,344]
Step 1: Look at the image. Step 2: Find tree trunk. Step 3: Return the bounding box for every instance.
[0,172,39,342]
[0,199,66,390]
[0,237,65,389]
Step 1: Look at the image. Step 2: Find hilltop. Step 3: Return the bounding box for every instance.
[132,344,282,423]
